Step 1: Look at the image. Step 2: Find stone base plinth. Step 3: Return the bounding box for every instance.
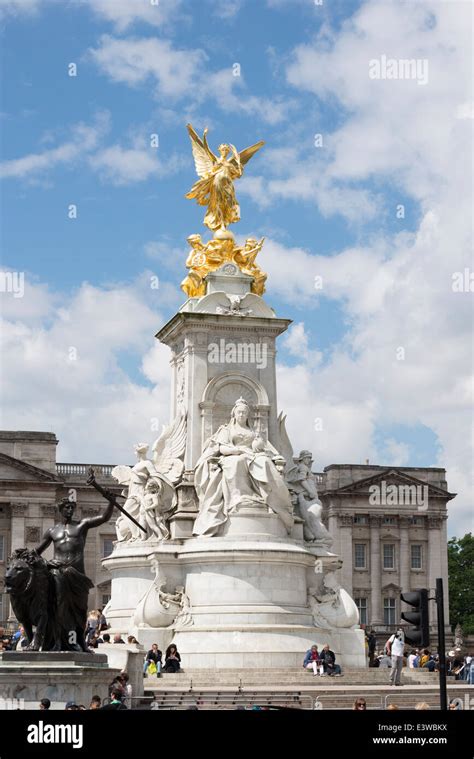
[171,627,366,669]
[0,652,120,710]
[102,505,365,670]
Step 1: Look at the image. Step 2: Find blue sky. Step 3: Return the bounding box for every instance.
[0,0,472,537]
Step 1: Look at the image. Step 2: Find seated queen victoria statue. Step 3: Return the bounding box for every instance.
[193,398,294,537]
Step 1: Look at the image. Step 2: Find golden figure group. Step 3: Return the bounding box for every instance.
[182,124,267,299]
[181,234,267,298]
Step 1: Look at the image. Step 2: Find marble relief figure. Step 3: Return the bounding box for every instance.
[193,398,294,537]
[112,409,187,542]
[288,450,333,548]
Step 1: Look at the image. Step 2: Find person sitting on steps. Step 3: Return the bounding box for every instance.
[303,645,323,676]
[163,644,181,673]
[144,643,162,677]
[319,644,342,676]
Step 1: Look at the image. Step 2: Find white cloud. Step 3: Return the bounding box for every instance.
[0,274,56,322]
[207,0,243,19]
[240,151,381,222]
[90,134,185,185]
[382,439,411,467]
[0,0,183,27]
[0,275,174,463]
[0,112,110,180]
[88,35,206,99]
[0,0,42,18]
[240,0,472,223]
[250,0,473,537]
[91,144,161,184]
[205,68,294,125]
[143,239,187,272]
[281,321,323,367]
[89,37,292,124]
[265,198,472,537]
[0,114,183,187]
[82,0,183,31]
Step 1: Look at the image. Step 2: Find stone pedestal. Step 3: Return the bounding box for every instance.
[103,509,366,667]
[96,644,144,702]
[103,268,366,669]
[156,310,291,471]
[0,652,120,710]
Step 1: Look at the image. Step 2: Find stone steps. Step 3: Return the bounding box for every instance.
[141,684,473,711]
[139,668,471,710]
[153,669,435,675]
[145,669,437,687]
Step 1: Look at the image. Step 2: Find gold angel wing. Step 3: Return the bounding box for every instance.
[239,140,265,167]
[187,123,216,178]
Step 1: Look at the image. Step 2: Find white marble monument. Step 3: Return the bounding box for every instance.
[101,126,366,668]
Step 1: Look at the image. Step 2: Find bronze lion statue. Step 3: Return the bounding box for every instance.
[4,548,55,651]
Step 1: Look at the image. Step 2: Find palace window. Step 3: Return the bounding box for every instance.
[411,516,424,525]
[102,594,111,606]
[0,535,4,562]
[102,537,114,558]
[384,597,396,625]
[355,597,368,625]
[354,515,368,525]
[354,543,367,569]
[411,544,423,569]
[383,543,395,570]
[383,517,396,525]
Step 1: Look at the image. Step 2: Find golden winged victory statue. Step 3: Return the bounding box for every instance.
[185,124,264,234]
[182,125,267,299]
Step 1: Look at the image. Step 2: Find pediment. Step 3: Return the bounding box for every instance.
[380,531,399,541]
[0,453,61,482]
[326,469,455,500]
[382,582,400,592]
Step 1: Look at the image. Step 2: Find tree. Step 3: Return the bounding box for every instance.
[448,533,474,634]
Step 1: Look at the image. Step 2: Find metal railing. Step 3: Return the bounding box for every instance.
[149,693,314,710]
[103,693,314,710]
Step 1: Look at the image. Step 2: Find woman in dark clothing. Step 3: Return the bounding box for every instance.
[163,644,181,673]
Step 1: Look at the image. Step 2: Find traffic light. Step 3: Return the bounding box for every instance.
[400,589,430,647]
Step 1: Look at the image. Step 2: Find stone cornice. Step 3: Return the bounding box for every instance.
[156,311,292,346]
[0,452,62,483]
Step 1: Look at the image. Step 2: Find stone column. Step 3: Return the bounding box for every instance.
[338,513,353,595]
[428,516,443,624]
[40,504,56,559]
[10,502,28,552]
[327,509,338,544]
[81,507,99,602]
[439,515,450,625]
[186,331,211,471]
[399,517,411,614]
[369,515,383,625]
